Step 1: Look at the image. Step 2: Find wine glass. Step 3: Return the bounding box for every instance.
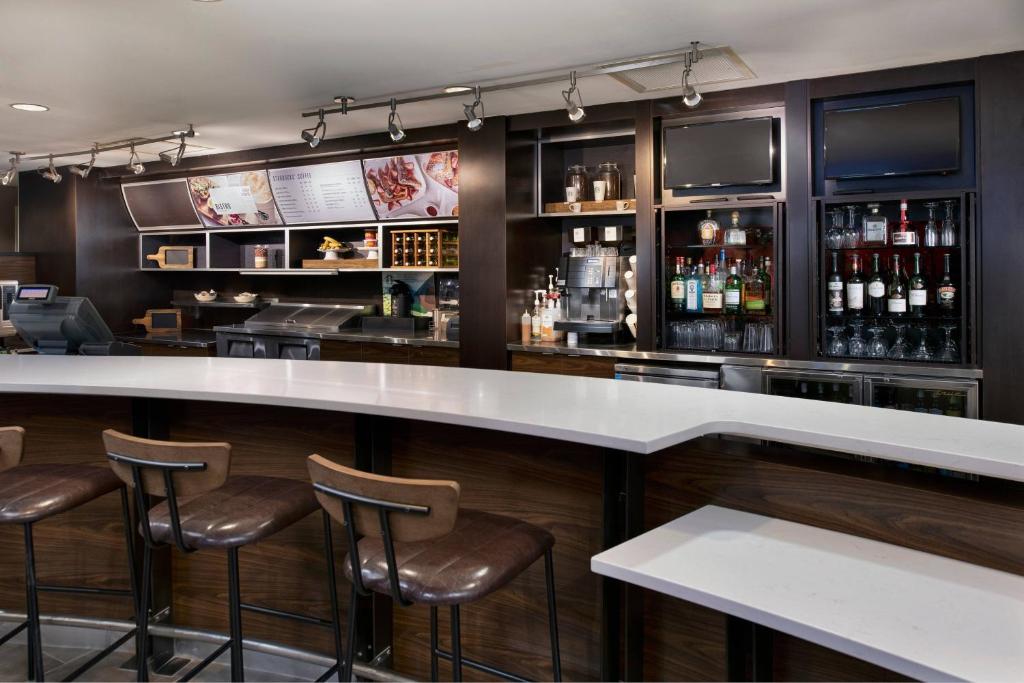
[867,325,888,358]
[937,324,959,363]
[843,205,860,248]
[923,202,939,247]
[941,200,957,247]
[910,325,933,361]
[847,320,867,357]
[825,209,844,249]
[887,323,909,360]
[827,325,848,357]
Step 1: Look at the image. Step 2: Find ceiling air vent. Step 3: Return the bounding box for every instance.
[602,46,755,93]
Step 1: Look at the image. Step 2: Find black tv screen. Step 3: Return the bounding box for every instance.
[824,97,960,180]
[663,117,773,188]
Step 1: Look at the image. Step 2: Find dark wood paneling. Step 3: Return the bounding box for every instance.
[509,351,616,379]
[409,345,459,367]
[977,51,1024,424]
[0,186,16,251]
[0,253,36,283]
[360,342,411,364]
[634,101,657,351]
[808,57,976,99]
[458,117,508,369]
[509,351,561,374]
[17,171,77,293]
[320,339,363,362]
[784,80,813,359]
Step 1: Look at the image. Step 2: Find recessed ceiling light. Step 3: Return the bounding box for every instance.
[10,103,49,112]
[444,86,473,94]
[171,129,198,136]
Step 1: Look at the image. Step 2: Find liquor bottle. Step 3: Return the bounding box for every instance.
[744,265,766,313]
[846,253,865,314]
[887,254,908,315]
[724,265,742,313]
[702,263,723,312]
[759,257,772,313]
[936,253,957,312]
[698,210,719,246]
[686,262,703,312]
[908,252,928,316]
[892,199,918,246]
[862,203,888,245]
[827,251,845,314]
[867,253,886,315]
[724,211,746,245]
[670,256,687,312]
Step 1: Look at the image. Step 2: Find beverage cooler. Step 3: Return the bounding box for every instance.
[764,368,978,418]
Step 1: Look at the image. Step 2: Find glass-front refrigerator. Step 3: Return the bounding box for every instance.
[763,369,862,404]
[863,375,978,419]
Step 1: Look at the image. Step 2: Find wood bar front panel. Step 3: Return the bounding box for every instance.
[509,351,616,378]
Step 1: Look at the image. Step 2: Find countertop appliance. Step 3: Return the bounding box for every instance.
[215,301,375,360]
[0,281,17,328]
[556,255,627,337]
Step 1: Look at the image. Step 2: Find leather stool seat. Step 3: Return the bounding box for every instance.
[0,464,122,524]
[148,475,318,549]
[344,509,555,605]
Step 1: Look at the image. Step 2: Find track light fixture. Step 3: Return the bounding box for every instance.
[387,98,406,142]
[463,86,484,132]
[39,156,62,183]
[69,146,98,178]
[562,71,586,123]
[126,143,145,175]
[301,108,326,148]
[681,41,703,109]
[1,153,20,186]
[159,132,188,167]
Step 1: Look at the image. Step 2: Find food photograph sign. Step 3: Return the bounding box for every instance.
[362,150,459,220]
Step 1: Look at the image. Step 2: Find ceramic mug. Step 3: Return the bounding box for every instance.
[568,202,582,213]
[616,200,630,211]
[593,180,607,202]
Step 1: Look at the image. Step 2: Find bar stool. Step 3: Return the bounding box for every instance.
[102,429,342,683]
[307,454,562,682]
[0,426,136,682]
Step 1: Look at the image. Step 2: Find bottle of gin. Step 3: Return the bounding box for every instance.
[724,265,742,313]
[686,262,703,312]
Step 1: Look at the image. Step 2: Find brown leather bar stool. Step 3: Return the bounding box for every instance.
[0,426,137,682]
[102,429,341,683]
[308,454,562,682]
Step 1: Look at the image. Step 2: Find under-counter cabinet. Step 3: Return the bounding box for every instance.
[509,351,616,378]
[321,340,459,367]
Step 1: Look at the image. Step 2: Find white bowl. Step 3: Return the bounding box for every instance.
[194,290,217,302]
[233,292,258,304]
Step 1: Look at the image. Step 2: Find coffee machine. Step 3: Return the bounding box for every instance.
[555,254,628,339]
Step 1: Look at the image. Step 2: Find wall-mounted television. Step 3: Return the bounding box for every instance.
[663,117,774,189]
[824,97,960,180]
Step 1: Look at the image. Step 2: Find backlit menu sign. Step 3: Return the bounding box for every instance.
[187,170,282,228]
[362,150,459,220]
[268,160,375,224]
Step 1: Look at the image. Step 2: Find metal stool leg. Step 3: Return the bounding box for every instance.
[429,607,439,682]
[342,583,358,682]
[227,547,245,682]
[24,523,45,682]
[136,543,152,682]
[544,549,562,682]
[450,605,462,682]
[322,511,344,682]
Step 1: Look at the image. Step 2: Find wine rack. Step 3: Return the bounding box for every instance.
[389,228,459,269]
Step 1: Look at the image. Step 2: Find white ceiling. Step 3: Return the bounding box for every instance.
[2,0,1023,170]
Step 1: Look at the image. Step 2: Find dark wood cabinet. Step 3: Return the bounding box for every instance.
[510,351,616,378]
[319,340,362,362]
[321,340,459,367]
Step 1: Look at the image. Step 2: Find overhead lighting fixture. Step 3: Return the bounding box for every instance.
[1,153,21,186]
[562,71,586,123]
[69,146,98,178]
[444,85,473,94]
[333,95,355,106]
[126,143,145,175]
[39,156,62,183]
[681,41,703,108]
[10,103,49,112]
[463,86,484,132]
[301,108,326,148]
[159,133,188,167]
[387,98,406,142]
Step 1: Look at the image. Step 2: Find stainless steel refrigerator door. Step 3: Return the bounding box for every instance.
[762,368,863,404]
[614,364,720,389]
[862,375,979,419]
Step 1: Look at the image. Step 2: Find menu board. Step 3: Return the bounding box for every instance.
[268,160,375,224]
[122,179,203,231]
[188,170,281,228]
[363,150,459,220]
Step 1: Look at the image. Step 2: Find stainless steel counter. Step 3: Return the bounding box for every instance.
[216,324,458,349]
[507,342,983,380]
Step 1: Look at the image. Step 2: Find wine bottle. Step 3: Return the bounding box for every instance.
[887,254,907,315]
[908,252,928,316]
[937,252,957,312]
[846,253,865,315]
[867,253,885,315]
[827,251,844,314]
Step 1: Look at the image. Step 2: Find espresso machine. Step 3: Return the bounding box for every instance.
[555,254,628,340]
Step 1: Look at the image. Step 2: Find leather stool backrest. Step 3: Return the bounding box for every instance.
[0,426,25,472]
[308,454,459,543]
[103,429,231,497]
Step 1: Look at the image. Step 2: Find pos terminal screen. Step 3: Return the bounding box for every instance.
[16,286,56,302]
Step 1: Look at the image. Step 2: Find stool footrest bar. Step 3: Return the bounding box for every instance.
[37,584,133,597]
[240,602,334,628]
[315,662,339,682]
[179,640,231,683]
[59,627,137,682]
[0,621,27,647]
[433,648,529,682]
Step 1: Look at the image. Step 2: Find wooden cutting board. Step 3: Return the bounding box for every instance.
[302,258,379,269]
[543,199,634,214]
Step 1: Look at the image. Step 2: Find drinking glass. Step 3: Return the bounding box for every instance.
[867,326,888,358]
[887,323,909,360]
[827,325,848,357]
[910,325,933,361]
[923,202,940,247]
[847,320,867,357]
[941,200,957,247]
[724,332,741,351]
[843,205,860,248]
[937,324,959,363]
[760,323,775,353]
[825,209,844,249]
[743,323,758,352]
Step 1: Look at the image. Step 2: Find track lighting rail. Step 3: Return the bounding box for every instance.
[16,125,197,164]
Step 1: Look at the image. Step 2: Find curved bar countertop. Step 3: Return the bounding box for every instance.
[0,355,1021,483]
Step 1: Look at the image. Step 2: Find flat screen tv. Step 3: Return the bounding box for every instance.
[824,97,960,180]
[663,117,774,188]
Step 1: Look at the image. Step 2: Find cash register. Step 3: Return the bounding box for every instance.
[8,285,140,355]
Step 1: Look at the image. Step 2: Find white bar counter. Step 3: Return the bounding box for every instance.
[0,355,1021,482]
